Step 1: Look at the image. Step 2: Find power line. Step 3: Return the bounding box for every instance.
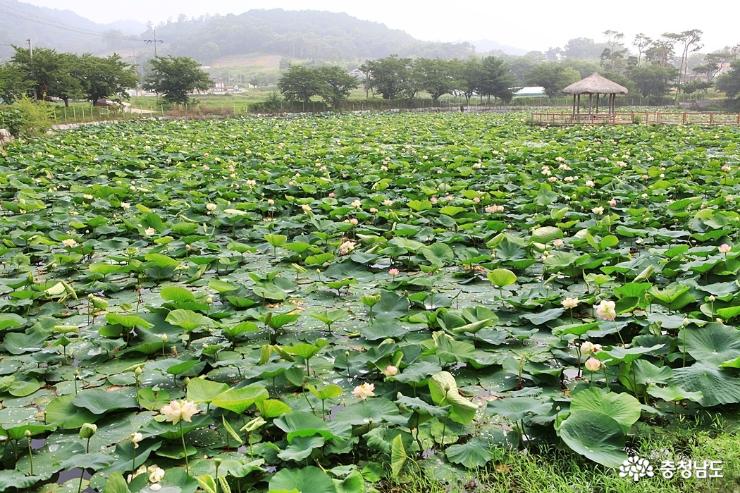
[0,5,143,43]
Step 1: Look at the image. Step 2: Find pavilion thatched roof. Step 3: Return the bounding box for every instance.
[562,73,628,95]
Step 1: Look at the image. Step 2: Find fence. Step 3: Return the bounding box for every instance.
[45,94,693,124]
[529,111,740,126]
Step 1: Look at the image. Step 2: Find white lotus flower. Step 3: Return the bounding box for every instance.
[595,300,616,321]
[148,464,165,483]
[383,365,399,377]
[160,400,200,424]
[121,202,131,210]
[352,383,375,400]
[553,239,564,248]
[592,206,604,215]
[585,180,595,187]
[580,341,595,354]
[562,297,579,309]
[719,243,731,254]
[144,227,156,236]
[338,240,356,255]
[61,238,78,248]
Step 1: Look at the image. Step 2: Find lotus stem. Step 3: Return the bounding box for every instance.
[27,439,33,475]
[180,421,189,475]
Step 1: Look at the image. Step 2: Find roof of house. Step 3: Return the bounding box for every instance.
[562,73,628,95]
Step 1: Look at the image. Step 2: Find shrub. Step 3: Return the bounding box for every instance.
[0,97,53,137]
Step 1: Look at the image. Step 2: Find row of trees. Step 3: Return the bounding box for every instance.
[277,56,515,107]
[0,47,137,105]
[278,65,358,109]
[0,46,212,105]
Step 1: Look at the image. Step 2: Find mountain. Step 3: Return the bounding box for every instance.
[0,2,474,62]
[0,0,124,59]
[145,9,474,62]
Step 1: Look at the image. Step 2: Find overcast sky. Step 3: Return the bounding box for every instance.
[22,0,738,52]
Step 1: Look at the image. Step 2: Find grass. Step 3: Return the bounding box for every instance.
[384,415,739,493]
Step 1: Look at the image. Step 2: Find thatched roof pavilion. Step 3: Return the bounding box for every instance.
[563,73,628,116]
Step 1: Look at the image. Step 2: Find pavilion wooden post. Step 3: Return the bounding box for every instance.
[588,93,593,115]
[595,93,599,113]
[577,94,580,115]
[572,94,576,117]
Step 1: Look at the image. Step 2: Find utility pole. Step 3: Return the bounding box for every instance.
[27,38,37,100]
[143,28,163,58]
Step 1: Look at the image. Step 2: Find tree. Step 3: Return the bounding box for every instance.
[143,56,211,104]
[365,56,414,100]
[277,65,322,109]
[629,64,677,98]
[633,34,652,65]
[562,38,607,60]
[456,59,482,104]
[316,66,358,109]
[717,60,740,108]
[413,58,457,103]
[0,63,31,103]
[10,47,80,105]
[358,62,372,98]
[693,50,735,82]
[645,40,675,67]
[76,54,138,103]
[526,63,580,98]
[603,30,625,53]
[477,56,514,102]
[600,30,628,74]
[663,30,703,95]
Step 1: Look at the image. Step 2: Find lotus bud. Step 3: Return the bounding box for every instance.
[584,357,602,372]
[79,423,97,439]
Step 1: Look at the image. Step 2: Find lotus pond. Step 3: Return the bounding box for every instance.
[0,113,738,492]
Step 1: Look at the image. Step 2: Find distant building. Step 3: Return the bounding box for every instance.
[513,86,546,97]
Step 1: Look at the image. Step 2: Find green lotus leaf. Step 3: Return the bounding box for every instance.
[211,384,269,413]
[678,323,740,366]
[559,410,627,467]
[73,388,139,414]
[445,437,494,469]
[671,363,740,406]
[569,388,641,433]
[269,466,336,493]
[165,309,214,331]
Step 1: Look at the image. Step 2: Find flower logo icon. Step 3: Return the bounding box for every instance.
[619,456,655,482]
